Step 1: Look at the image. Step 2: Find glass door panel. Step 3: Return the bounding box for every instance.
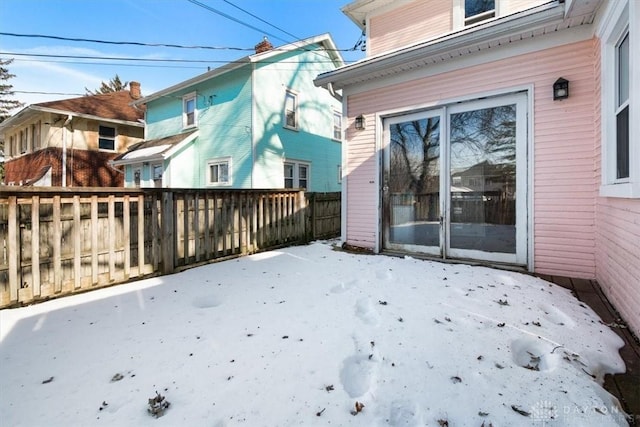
[449,104,517,254]
[384,111,442,254]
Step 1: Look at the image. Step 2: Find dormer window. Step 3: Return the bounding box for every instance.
[465,0,495,25]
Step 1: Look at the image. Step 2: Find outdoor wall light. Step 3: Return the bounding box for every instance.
[553,78,569,100]
[355,114,366,130]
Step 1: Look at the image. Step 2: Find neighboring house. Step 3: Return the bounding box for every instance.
[113,35,343,192]
[315,0,640,335]
[0,82,145,187]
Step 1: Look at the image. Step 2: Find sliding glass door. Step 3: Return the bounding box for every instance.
[383,93,528,265]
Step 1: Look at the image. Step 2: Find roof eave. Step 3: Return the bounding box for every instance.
[315,2,567,90]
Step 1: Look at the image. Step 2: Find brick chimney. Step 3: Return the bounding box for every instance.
[129,81,141,99]
[254,37,273,54]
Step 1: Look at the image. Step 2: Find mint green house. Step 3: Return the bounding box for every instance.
[113,34,344,191]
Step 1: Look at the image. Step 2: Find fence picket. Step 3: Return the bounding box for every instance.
[1,189,338,307]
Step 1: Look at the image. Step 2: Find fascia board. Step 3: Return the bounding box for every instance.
[249,33,345,67]
[315,3,565,89]
[162,130,199,159]
[135,59,251,105]
[0,105,143,130]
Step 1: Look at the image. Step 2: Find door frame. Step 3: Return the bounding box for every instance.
[377,86,534,269]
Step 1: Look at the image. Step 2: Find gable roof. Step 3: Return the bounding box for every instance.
[36,90,145,123]
[111,129,199,165]
[316,0,603,90]
[0,88,145,132]
[136,33,344,105]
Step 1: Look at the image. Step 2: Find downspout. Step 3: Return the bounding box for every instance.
[61,115,72,187]
[251,62,256,188]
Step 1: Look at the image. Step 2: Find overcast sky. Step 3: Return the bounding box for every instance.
[0,0,365,106]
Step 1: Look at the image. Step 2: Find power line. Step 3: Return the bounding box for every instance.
[0,32,249,51]
[12,90,84,96]
[185,0,288,45]
[0,31,359,53]
[220,0,300,42]
[1,52,341,64]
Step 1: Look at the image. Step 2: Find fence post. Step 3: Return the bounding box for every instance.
[298,190,308,243]
[7,196,19,302]
[161,191,175,275]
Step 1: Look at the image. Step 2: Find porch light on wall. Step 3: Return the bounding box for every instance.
[553,78,569,100]
[354,114,366,130]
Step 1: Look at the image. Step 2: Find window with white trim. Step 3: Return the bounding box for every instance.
[207,158,231,186]
[616,31,629,179]
[465,0,495,25]
[98,125,116,151]
[284,90,298,130]
[333,110,342,140]
[31,122,40,150]
[600,0,638,198]
[284,161,309,189]
[183,92,197,128]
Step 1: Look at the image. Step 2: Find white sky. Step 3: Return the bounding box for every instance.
[0,241,630,426]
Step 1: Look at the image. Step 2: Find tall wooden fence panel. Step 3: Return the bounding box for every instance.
[0,188,332,308]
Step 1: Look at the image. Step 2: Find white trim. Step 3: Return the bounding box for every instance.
[336,23,593,97]
[283,89,299,131]
[283,159,310,189]
[375,87,531,266]
[206,157,232,187]
[182,92,197,129]
[598,0,639,198]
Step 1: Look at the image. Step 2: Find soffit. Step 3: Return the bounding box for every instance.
[317,0,603,90]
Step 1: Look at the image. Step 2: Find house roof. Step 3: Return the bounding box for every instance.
[0,87,145,132]
[111,129,199,165]
[136,33,344,105]
[316,0,603,90]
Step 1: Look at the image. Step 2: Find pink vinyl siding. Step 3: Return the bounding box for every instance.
[595,200,640,335]
[345,38,598,275]
[593,38,640,336]
[369,0,452,56]
[500,0,549,15]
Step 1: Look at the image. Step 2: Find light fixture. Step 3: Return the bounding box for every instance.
[553,78,569,100]
[354,114,366,130]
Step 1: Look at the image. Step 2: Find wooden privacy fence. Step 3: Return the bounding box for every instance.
[0,188,340,308]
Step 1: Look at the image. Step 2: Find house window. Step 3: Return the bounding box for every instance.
[599,0,638,198]
[31,122,40,150]
[283,161,309,189]
[19,130,27,153]
[465,0,495,26]
[333,110,342,140]
[183,92,197,128]
[99,126,116,151]
[207,158,231,186]
[284,90,298,130]
[616,31,629,179]
[152,164,163,188]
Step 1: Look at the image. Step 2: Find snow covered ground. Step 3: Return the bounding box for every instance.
[0,241,630,426]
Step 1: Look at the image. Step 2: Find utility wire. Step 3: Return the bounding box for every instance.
[0,32,248,51]
[220,0,300,42]
[1,52,340,64]
[185,0,288,45]
[0,31,359,52]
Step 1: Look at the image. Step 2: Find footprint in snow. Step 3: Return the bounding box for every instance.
[192,295,222,309]
[388,400,424,426]
[355,298,381,326]
[340,354,378,398]
[510,337,560,372]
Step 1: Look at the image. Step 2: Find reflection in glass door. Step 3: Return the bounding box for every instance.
[384,111,442,255]
[383,93,527,265]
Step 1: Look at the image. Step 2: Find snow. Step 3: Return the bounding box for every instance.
[0,241,630,426]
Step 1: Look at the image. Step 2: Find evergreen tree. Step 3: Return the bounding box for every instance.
[85,74,129,95]
[0,58,24,122]
[0,58,24,182]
